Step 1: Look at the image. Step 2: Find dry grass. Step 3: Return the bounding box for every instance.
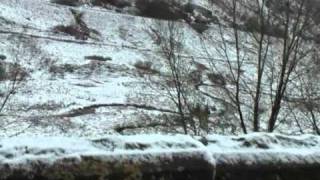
[92,0,131,8]
[134,61,159,75]
[52,25,90,40]
[85,55,112,62]
[0,62,29,81]
[207,72,226,86]
[50,0,81,6]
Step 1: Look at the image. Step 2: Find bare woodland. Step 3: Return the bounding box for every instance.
[135,0,320,135]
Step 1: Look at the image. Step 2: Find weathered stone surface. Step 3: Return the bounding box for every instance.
[0,135,215,180]
[2,134,320,180]
[215,163,320,180]
[205,133,320,180]
[1,152,215,180]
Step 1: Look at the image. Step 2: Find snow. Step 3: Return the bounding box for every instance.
[0,133,320,167]
[0,137,100,164]
[0,0,317,138]
[0,0,161,136]
[0,1,318,178]
[0,134,214,166]
[204,133,320,166]
[0,0,245,136]
[206,133,320,152]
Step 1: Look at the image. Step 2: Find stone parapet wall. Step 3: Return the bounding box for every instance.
[1,133,320,180]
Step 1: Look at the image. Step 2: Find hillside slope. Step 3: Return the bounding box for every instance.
[0,0,214,136]
[0,0,319,136]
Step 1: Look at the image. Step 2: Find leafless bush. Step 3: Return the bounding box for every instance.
[207,73,226,86]
[135,20,213,135]
[0,62,29,81]
[134,60,159,75]
[49,61,109,77]
[135,0,185,20]
[52,9,100,40]
[50,0,81,6]
[92,0,131,8]
[53,25,90,40]
[84,55,112,62]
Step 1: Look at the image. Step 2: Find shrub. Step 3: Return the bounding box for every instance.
[52,9,100,41]
[53,25,90,40]
[0,65,6,81]
[135,0,185,20]
[266,25,285,38]
[134,61,159,74]
[187,70,202,86]
[194,62,209,72]
[49,62,107,77]
[0,55,6,60]
[63,64,76,73]
[244,16,260,32]
[207,73,226,86]
[92,0,131,8]
[189,22,210,34]
[244,16,285,38]
[85,55,112,62]
[183,3,213,21]
[49,64,67,77]
[190,104,210,132]
[50,0,81,6]
[49,63,79,77]
[0,63,28,81]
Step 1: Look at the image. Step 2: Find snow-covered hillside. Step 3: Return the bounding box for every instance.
[0,0,209,136]
[0,1,320,179]
[0,0,319,136]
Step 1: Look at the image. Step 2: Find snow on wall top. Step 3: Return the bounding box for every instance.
[204,133,320,166]
[1,133,320,167]
[205,133,320,152]
[0,134,211,165]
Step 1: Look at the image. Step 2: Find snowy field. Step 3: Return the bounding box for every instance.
[0,0,228,136]
[0,0,173,136]
[0,0,319,179]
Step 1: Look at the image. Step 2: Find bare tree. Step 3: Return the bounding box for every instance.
[201,0,271,133]
[290,48,320,135]
[202,0,313,133]
[0,41,27,115]
[267,0,313,132]
[250,0,272,132]
[199,0,249,134]
[142,20,210,135]
[0,61,21,113]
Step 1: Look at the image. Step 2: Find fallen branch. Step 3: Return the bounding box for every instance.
[58,103,179,118]
[114,122,171,133]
